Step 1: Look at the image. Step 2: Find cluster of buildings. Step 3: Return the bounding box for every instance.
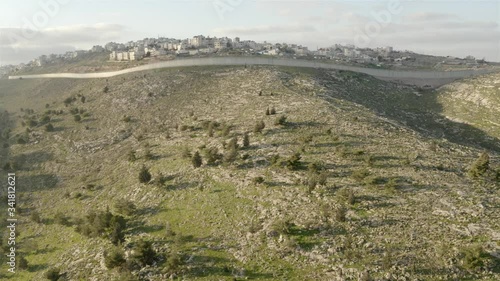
[105,35,312,61]
[0,34,489,75]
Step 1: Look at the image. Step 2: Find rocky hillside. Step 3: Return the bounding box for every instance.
[0,65,498,280]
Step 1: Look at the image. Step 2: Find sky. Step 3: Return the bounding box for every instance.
[0,0,499,65]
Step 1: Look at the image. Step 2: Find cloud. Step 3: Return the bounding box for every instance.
[0,23,125,65]
[212,24,316,36]
[406,12,461,22]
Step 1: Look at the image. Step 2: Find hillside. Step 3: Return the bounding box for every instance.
[0,65,499,280]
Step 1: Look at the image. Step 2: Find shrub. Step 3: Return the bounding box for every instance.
[192,151,202,168]
[270,107,276,115]
[63,97,74,106]
[104,246,126,269]
[44,267,61,281]
[17,137,27,144]
[54,212,71,226]
[166,252,182,272]
[243,132,250,148]
[203,147,221,166]
[221,124,231,137]
[30,211,42,223]
[144,148,153,160]
[122,116,131,122]
[128,150,136,162]
[207,122,214,137]
[351,169,370,182]
[223,146,238,165]
[103,86,109,93]
[335,206,347,222]
[461,245,490,270]
[74,114,81,122]
[181,147,191,159]
[285,152,302,170]
[40,115,51,124]
[18,256,29,270]
[269,154,280,165]
[275,115,287,126]
[138,165,152,183]
[253,120,265,134]
[81,96,86,103]
[468,152,489,178]
[265,108,270,116]
[307,177,317,192]
[114,199,136,216]
[347,190,355,205]
[45,123,55,132]
[252,176,265,184]
[131,240,156,266]
[28,119,38,127]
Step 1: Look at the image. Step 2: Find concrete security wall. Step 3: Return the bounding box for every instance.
[9,56,495,81]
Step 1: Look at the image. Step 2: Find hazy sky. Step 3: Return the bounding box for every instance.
[0,0,499,65]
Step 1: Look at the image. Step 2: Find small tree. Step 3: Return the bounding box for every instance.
[192,151,202,168]
[468,152,489,178]
[104,246,126,269]
[132,240,156,266]
[243,132,250,148]
[139,165,152,183]
[74,114,81,122]
[44,267,61,281]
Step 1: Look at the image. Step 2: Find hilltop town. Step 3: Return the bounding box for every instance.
[0,34,492,78]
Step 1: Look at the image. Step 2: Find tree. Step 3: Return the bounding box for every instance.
[132,240,156,266]
[243,132,250,148]
[104,246,126,269]
[139,165,152,183]
[192,151,202,168]
[468,152,489,178]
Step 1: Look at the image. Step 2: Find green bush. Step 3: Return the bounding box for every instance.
[253,120,265,134]
[74,114,81,122]
[18,256,29,270]
[252,176,265,184]
[131,240,156,266]
[243,132,250,148]
[351,169,370,182]
[138,165,152,183]
[104,246,126,269]
[468,152,489,178]
[275,115,287,126]
[44,267,61,281]
[192,151,202,168]
[461,245,490,270]
[285,152,302,170]
[45,123,55,132]
[114,199,136,216]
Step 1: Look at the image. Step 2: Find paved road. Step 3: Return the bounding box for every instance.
[8,56,495,86]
